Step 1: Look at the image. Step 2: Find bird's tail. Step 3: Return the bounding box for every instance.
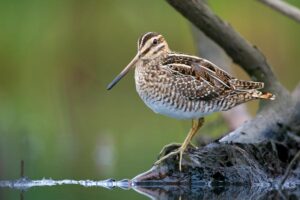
[230,79,275,100]
[251,90,276,100]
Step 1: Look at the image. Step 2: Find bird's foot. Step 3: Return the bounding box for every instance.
[157,143,182,159]
[154,148,182,170]
[157,143,196,159]
[155,143,195,171]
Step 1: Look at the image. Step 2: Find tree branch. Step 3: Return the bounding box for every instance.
[258,0,300,24]
[166,0,288,97]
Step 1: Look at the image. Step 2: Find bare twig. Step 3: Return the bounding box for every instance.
[279,150,300,188]
[166,0,288,97]
[258,0,300,24]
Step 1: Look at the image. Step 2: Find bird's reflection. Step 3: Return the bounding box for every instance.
[132,185,299,200]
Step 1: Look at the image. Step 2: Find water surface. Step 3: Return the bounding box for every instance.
[1,177,299,200]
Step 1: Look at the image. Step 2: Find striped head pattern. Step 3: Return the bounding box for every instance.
[107,32,169,90]
[137,32,170,60]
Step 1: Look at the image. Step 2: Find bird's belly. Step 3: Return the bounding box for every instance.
[136,87,212,119]
[143,98,209,119]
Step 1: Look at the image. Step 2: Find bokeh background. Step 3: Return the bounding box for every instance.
[0,0,299,199]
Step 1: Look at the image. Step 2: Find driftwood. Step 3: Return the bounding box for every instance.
[133,0,300,186]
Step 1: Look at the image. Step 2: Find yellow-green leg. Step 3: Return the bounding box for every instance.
[154,117,204,171]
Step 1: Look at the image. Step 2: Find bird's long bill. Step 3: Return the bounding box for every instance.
[106,54,139,90]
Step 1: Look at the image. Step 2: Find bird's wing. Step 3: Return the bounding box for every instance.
[161,53,234,100]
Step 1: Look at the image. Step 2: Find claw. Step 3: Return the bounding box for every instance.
[157,143,181,159]
[154,148,181,165]
[154,147,186,171]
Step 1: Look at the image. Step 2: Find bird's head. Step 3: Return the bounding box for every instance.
[107,32,169,90]
[137,32,170,60]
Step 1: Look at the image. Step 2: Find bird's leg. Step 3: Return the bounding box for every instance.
[154,118,204,171]
[178,118,204,171]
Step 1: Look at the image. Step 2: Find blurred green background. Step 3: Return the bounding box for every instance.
[0,0,299,199]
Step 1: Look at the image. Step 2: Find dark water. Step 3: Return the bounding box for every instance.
[1,177,299,200]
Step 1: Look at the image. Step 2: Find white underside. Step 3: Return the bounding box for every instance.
[141,96,210,120]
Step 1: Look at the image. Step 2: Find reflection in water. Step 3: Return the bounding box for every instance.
[0,177,299,200]
[133,185,300,200]
[0,177,130,190]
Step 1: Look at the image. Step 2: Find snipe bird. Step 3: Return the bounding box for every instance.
[107,32,275,171]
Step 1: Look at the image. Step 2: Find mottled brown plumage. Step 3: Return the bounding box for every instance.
[107,32,275,171]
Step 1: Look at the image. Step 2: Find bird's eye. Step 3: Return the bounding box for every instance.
[152,39,158,45]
